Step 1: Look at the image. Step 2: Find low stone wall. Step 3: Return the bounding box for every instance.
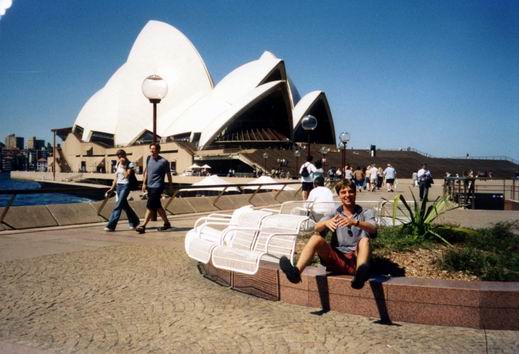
[0,190,301,229]
[200,262,519,330]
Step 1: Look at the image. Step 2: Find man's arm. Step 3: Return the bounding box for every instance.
[142,168,147,192]
[315,214,338,234]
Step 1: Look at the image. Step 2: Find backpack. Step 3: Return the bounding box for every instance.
[127,168,139,191]
[300,165,310,177]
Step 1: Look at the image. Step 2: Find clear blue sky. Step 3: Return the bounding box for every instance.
[1,0,518,160]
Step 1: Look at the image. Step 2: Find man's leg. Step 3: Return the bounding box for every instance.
[296,234,331,272]
[352,237,371,289]
[280,234,331,283]
[136,208,153,233]
[157,207,171,230]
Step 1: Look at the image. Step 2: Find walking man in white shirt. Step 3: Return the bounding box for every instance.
[383,164,397,192]
[299,155,317,200]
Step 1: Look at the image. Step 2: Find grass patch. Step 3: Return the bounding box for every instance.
[372,226,435,255]
[438,222,519,281]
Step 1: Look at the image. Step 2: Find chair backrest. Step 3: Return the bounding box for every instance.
[278,201,310,216]
[309,201,340,222]
[227,209,272,250]
[252,214,314,262]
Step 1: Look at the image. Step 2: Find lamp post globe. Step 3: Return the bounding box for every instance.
[301,115,318,159]
[339,131,350,178]
[142,75,168,144]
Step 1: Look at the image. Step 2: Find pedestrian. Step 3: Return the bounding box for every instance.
[136,143,173,234]
[104,149,140,232]
[353,166,364,192]
[383,163,397,192]
[306,175,336,219]
[313,159,325,181]
[299,155,317,200]
[364,164,371,191]
[279,179,376,289]
[344,164,353,181]
[417,164,433,201]
[369,164,378,192]
[377,166,384,190]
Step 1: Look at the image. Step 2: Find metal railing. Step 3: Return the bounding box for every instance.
[443,177,518,208]
[0,181,303,227]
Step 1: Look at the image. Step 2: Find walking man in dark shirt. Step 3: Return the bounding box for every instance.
[136,143,172,234]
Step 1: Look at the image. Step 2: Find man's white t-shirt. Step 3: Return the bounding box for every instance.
[369,166,378,181]
[306,186,336,218]
[299,162,317,183]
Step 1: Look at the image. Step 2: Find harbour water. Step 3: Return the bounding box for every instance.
[0,172,92,207]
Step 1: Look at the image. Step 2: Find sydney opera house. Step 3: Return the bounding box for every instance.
[52,20,336,175]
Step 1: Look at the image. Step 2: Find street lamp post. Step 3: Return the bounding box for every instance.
[142,75,168,144]
[320,146,330,175]
[339,131,350,178]
[301,115,318,159]
[263,152,268,173]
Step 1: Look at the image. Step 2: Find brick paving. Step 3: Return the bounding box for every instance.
[0,215,518,353]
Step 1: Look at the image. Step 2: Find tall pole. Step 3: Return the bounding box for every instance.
[341,143,346,178]
[152,100,158,145]
[53,130,56,181]
[307,133,311,159]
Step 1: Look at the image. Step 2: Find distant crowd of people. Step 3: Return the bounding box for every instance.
[299,156,400,200]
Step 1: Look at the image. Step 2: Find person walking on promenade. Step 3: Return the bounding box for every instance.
[383,163,397,192]
[279,179,376,289]
[417,164,433,201]
[353,166,364,192]
[344,164,353,181]
[299,155,317,201]
[136,143,173,234]
[377,166,384,190]
[369,164,378,192]
[365,164,372,191]
[104,149,140,232]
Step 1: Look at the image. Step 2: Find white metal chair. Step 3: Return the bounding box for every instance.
[211,214,315,275]
[184,205,272,263]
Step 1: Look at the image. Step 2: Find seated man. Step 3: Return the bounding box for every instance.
[306,175,336,219]
[280,179,376,289]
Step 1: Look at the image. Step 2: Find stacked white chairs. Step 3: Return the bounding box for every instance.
[184,205,272,263]
[211,213,315,275]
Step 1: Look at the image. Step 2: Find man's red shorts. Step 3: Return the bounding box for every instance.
[318,242,357,275]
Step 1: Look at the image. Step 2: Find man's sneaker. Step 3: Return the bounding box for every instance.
[158,222,171,232]
[136,226,146,234]
[351,263,370,289]
[128,226,136,230]
[104,227,115,232]
[279,256,301,284]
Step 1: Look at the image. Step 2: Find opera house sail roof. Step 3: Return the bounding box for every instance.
[73,20,335,150]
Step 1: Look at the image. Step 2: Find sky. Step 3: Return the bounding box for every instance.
[0,0,518,160]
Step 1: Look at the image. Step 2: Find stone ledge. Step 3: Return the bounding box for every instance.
[199,262,519,330]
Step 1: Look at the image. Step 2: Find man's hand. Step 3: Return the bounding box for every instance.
[336,214,357,228]
[324,215,339,232]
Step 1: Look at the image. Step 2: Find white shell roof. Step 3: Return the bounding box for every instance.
[72,21,333,149]
[161,51,285,139]
[74,20,213,146]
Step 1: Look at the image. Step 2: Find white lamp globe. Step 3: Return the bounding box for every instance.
[301,115,318,131]
[142,75,168,102]
[339,132,350,144]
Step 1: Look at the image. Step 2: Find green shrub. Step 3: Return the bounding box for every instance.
[439,222,519,281]
[372,226,434,254]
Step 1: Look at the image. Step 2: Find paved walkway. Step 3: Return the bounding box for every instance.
[0,215,518,353]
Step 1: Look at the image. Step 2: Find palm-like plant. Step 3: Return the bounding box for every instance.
[385,189,458,245]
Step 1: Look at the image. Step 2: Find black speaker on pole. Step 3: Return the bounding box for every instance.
[370,145,376,157]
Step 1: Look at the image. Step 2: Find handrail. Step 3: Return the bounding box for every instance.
[0,181,304,227]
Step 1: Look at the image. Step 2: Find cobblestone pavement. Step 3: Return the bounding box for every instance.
[0,216,518,353]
